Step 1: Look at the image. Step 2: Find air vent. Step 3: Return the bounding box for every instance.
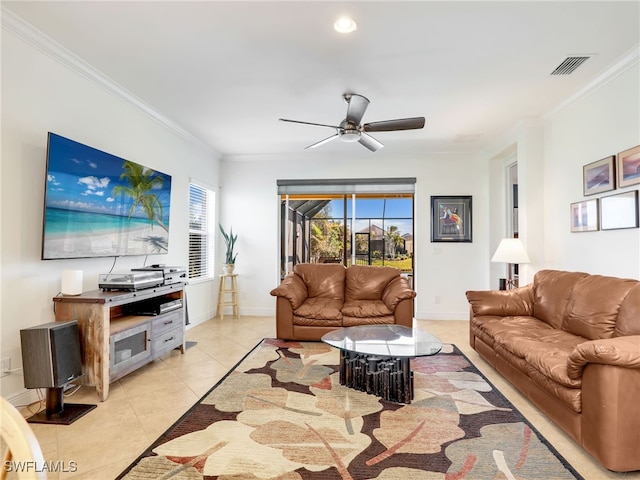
[550,56,591,75]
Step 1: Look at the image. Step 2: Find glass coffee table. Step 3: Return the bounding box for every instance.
[321,325,442,404]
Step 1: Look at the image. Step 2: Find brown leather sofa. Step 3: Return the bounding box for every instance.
[466,269,640,472]
[270,263,416,341]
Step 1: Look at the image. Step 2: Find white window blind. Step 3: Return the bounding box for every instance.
[189,183,215,280]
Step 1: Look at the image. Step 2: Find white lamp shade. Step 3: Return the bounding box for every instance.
[61,270,83,295]
[491,238,530,264]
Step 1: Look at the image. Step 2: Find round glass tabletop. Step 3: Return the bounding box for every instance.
[321,325,442,358]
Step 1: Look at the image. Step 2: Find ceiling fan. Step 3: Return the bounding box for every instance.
[279,93,425,152]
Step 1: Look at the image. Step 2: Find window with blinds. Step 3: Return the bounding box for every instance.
[189,183,215,280]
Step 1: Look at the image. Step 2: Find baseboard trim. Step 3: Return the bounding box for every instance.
[238,308,275,317]
[415,312,468,321]
[5,388,41,408]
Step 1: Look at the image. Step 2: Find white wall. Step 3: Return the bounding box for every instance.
[1,25,220,400]
[220,150,489,321]
[485,61,640,282]
[543,62,640,278]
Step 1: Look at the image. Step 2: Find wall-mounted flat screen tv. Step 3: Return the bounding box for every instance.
[42,133,172,260]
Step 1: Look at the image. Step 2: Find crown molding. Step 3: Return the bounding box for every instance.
[545,45,640,119]
[1,7,218,156]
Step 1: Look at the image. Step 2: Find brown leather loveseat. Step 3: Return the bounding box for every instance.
[270,263,416,341]
[466,269,640,472]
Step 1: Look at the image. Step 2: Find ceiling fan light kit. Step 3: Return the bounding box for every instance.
[338,119,360,142]
[279,93,425,152]
[340,131,360,143]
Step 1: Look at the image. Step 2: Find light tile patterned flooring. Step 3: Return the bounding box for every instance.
[10,317,639,479]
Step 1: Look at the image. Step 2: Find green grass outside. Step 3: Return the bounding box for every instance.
[370,257,413,271]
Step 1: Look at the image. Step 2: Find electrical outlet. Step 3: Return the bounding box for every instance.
[0,357,10,377]
[434,296,441,304]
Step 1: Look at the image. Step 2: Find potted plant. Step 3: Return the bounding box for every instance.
[219,224,238,274]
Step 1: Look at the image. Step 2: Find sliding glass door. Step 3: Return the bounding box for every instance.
[279,187,414,285]
[350,195,413,271]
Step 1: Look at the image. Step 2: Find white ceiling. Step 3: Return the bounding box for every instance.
[3,1,639,160]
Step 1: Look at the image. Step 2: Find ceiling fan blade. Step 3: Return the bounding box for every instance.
[305,133,339,149]
[279,118,340,129]
[358,133,384,152]
[345,94,370,125]
[363,117,425,132]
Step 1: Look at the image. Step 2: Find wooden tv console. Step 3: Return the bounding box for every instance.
[53,283,185,401]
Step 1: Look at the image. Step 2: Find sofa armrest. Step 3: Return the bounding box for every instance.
[382,276,416,311]
[393,298,414,327]
[275,297,295,340]
[465,284,534,317]
[270,273,308,309]
[567,336,640,380]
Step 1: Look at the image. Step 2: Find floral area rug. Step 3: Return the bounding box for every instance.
[118,339,583,479]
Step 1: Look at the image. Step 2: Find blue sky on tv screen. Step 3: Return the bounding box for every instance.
[45,133,171,222]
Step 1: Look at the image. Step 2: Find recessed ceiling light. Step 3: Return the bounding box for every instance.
[334,16,357,34]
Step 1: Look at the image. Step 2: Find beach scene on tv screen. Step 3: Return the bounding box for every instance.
[43,133,172,259]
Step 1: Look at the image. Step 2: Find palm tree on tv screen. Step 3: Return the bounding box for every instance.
[112,160,168,232]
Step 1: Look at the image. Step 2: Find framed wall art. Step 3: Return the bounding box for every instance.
[583,156,615,195]
[617,145,640,188]
[600,190,639,230]
[570,199,599,232]
[431,195,472,242]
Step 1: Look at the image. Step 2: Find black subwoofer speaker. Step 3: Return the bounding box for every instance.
[20,320,95,424]
[21,320,83,388]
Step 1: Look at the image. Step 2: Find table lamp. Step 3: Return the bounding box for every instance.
[61,270,83,295]
[491,238,530,289]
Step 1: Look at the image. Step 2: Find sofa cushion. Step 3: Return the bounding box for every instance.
[341,299,393,318]
[562,274,639,340]
[490,325,584,413]
[470,323,497,349]
[532,270,589,329]
[294,297,343,321]
[614,283,640,337]
[293,263,345,300]
[293,315,342,328]
[343,315,396,326]
[494,327,584,362]
[525,347,582,389]
[345,265,399,301]
[524,365,582,413]
[493,343,530,377]
[472,315,555,350]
